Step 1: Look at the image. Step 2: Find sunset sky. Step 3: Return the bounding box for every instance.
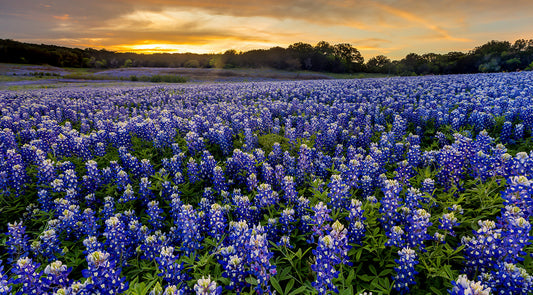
[1,0,532,59]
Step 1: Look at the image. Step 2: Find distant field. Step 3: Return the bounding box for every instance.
[0,63,393,90]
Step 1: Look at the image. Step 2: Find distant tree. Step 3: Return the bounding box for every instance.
[184,60,200,68]
[333,43,364,72]
[123,59,133,67]
[288,42,314,70]
[366,55,392,73]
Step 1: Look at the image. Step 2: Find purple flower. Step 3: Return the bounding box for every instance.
[82,250,128,294]
[247,225,276,294]
[156,246,189,289]
[6,221,30,261]
[12,257,45,295]
[448,274,490,295]
[311,234,341,294]
[209,203,227,241]
[194,276,222,295]
[393,247,418,294]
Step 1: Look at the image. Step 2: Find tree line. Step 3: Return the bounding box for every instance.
[1,38,533,75]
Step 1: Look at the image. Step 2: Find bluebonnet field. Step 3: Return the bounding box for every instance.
[0,72,533,295]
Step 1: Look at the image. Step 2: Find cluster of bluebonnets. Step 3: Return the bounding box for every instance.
[0,71,533,294]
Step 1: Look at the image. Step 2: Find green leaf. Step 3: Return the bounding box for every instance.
[369,264,377,276]
[270,277,283,294]
[285,279,295,294]
[378,268,392,277]
[288,286,308,295]
[355,248,363,261]
[358,274,373,282]
[346,269,355,285]
[430,286,444,295]
[246,276,258,286]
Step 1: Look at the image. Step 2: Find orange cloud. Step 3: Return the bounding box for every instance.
[53,14,70,21]
[373,3,472,42]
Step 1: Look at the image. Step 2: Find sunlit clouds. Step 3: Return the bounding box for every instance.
[1,0,532,59]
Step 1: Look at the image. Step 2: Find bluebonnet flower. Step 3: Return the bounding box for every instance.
[11,257,45,295]
[247,225,276,294]
[296,144,313,182]
[461,220,501,276]
[6,221,30,262]
[404,188,426,209]
[194,276,222,295]
[103,215,129,265]
[37,189,53,212]
[386,225,405,248]
[176,204,202,254]
[0,171,9,197]
[329,220,351,265]
[57,203,80,239]
[227,220,250,254]
[311,233,342,295]
[156,246,189,289]
[209,203,227,241]
[360,175,374,197]
[483,262,533,294]
[43,260,71,291]
[212,166,228,193]
[0,260,12,294]
[36,228,63,261]
[281,176,298,203]
[261,163,275,186]
[438,212,459,237]
[279,208,295,236]
[232,193,254,223]
[37,159,56,186]
[514,123,524,140]
[255,183,278,209]
[328,174,349,211]
[407,144,421,168]
[140,233,166,262]
[118,184,135,204]
[101,196,116,221]
[243,127,257,151]
[221,253,247,293]
[448,274,490,295]
[247,173,258,192]
[265,217,278,242]
[187,158,200,184]
[61,169,78,193]
[139,177,154,203]
[94,141,106,157]
[421,178,435,195]
[310,202,332,242]
[10,164,27,197]
[379,179,402,234]
[273,164,285,191]
[115,169,130,192]
[83,236,103,254]
[393,247,418,294]
[405,209,432,250]
[200,151,216,181]
[82,250,128,294]
[140,158,155,178]
[147,200,165,231]
[346,199,366,245]
[394,142,405,161]
[83,160,101,193]
[277,235,293,248]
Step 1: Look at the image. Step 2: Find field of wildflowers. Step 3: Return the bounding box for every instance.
[0,72,532,294]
